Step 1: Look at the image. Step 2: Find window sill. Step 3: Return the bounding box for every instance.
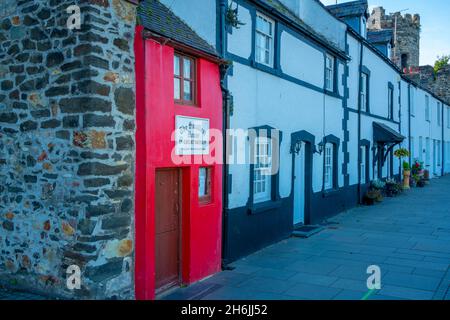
[248,199,283,215]
[175,102,199,107]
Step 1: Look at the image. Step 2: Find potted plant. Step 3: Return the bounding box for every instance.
[394,148,410,164]
[402,161,411,189]
[364,189,383,205]
[364,190,377,206]
[384,178,398,197]
[226,2,245,29]
[424,169,430,183]
[364,189,383,206]
[412,160,424,177]
[371,179,386,191]
[417,178,426,188]
[394,148,410,189]
[410,174,419,187]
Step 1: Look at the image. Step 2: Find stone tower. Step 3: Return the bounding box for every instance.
[368,7,421,70]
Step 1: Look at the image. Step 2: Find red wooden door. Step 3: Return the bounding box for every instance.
[155,169,181,292]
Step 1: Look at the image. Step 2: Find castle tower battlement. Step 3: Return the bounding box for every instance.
[368,6,421,69]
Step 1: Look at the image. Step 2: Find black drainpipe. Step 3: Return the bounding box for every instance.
[442,101,445,176]
[357,40,364,203]
[408,84,412,165]
[218,0,232,269]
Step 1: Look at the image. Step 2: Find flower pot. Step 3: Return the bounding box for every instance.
[424,170,430,180]
[402,170,411,189]
[364,197,375,206]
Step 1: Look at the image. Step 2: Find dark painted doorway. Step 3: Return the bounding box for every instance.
[155,168,181,293]
[291,131,315,226]
[293,141,306,226]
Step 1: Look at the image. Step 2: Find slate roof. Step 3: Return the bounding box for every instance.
[137,0,218,57]
[367,29,393,44]
[327,0,368,19]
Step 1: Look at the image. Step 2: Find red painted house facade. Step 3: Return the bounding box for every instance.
[134,1,224,300]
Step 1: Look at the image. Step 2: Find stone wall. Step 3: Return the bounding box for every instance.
[368,6,421,69]
[0,0,137,299]
[405,65,450,106]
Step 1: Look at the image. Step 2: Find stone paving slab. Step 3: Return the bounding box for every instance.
[166,176,450,300]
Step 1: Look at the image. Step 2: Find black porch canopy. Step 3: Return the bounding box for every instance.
[373,122,405,175]
[373,122,405,144]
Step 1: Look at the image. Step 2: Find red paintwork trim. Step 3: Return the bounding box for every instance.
[134,25,154,300]
[134,26,223,300]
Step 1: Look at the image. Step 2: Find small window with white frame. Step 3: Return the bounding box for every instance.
[253,136,272,203]
[324,143,334,190]
[325,54,335,92]
[360,145,367,184]
[388,86,394,119]
[255,13,274,67]
[361,73,368,112]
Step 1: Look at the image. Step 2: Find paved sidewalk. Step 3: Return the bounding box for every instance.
[2,177,449,300]
[164,176,450,300]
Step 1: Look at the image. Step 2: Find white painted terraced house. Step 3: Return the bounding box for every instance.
[162,0,450,264]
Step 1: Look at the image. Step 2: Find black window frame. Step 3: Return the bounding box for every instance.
[247,125,283,214]
[359,139,371,185]
[321,134,340,192]
[324,53,337,94]
[360,66,371,113]
[388,82,394,120]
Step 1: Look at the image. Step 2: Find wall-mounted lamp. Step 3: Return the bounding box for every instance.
[316,141,324,155]
[290,141,302,155]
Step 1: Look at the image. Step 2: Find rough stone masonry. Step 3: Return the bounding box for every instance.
[0,0,137,299]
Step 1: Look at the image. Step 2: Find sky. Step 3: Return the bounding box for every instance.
[320,0,450,66]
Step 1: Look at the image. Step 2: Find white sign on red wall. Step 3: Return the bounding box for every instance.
[175,116,210,155]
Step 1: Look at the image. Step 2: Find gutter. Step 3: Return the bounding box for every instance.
[408,84,412,165]
[357,38,363,202]
[442,102,445,176]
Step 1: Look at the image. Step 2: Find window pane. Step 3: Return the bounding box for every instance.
[174,78,180,100]
[174,55,180,76]
[265,36,270,50]
[253,137,272,203]
[256,16,263,31]
[199,167,207,197]
[183,58,191,79]
[183,80,192,101]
